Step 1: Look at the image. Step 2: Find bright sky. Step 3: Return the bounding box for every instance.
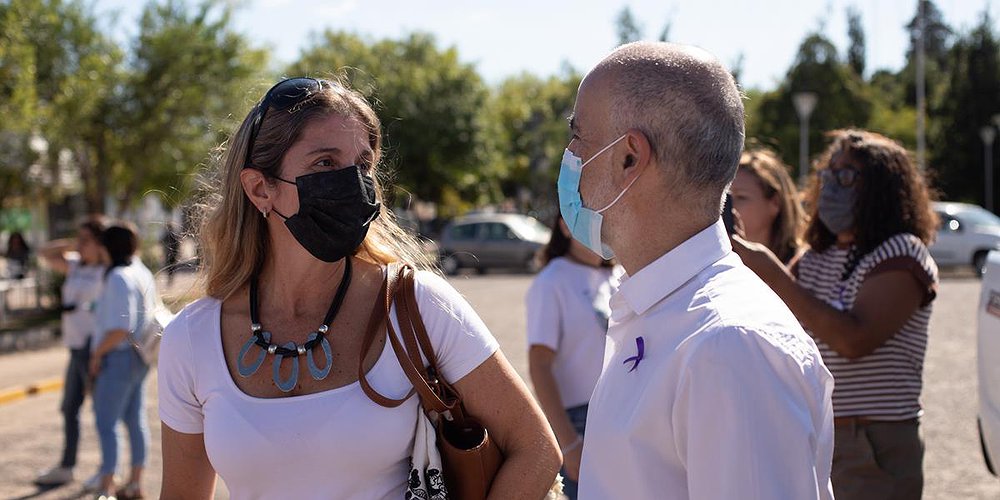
[94,0,994,90]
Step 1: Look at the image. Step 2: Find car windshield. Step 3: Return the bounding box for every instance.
[515,217,552,242]
[958,207,1000,228]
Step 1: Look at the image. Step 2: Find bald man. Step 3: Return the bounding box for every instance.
[555,42,835,499]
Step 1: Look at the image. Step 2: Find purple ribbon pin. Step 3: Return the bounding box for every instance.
[623,336,644,373]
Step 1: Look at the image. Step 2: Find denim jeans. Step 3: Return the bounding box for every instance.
[562,404,588,500]
[93,348,149,476]
[60,344,90,468]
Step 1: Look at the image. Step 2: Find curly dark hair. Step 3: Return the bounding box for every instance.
[804,129,938,276]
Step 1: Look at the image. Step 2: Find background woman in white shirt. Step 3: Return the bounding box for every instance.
[158,78,560,499]
[34,218,108,488]
[527,215,618,499]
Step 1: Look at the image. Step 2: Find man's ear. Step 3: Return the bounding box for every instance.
[622,128,653,183]
[240,168,274,214]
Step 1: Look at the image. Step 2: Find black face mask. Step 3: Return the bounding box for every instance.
[271,165,381,262]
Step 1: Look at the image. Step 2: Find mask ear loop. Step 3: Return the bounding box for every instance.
[579,133,639,214]
[596,170,642,214]
[262,171,296,220]
[580,134,628,169]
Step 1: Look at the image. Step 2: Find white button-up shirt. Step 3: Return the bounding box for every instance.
[579,221,835,500]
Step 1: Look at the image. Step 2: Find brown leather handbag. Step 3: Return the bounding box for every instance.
[360,263,503,499]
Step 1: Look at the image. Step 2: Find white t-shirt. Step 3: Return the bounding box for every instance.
[579,221,835,500]
[526,257,619,409]
[60,255,104,349]
[94,258,157,353]
[157,271,499,500]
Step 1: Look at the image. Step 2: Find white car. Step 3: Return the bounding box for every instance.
[930,202,1000,276]
[978,250,1000,476]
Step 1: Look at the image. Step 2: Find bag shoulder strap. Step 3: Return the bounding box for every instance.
[395,266,470,424]
[359,263,414,407]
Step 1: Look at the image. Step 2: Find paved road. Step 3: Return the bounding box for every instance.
[0,274,997,499]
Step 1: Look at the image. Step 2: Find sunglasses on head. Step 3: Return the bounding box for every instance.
[244,77,330,169]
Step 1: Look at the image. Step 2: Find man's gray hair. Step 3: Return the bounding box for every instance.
[597,42,745,214]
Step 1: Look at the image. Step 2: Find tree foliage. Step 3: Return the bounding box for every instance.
[288,31,491,215]
[114,0,266,211]
[484,69,581,216]
[616,7,643,45]
[847,6,866,77]
[751,34,873,175]
[931,12,1000,205]
[0,0,120,209]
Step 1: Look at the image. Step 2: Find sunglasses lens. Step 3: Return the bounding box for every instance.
[244,78,325,168]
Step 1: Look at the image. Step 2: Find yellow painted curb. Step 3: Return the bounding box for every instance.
[0,378,63,406]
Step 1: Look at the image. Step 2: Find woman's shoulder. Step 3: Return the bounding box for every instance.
[411,269,463,307]
[533,257,593,284]
[162,297,221,347]
[867,233,932,261]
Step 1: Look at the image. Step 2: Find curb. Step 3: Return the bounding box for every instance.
[0,379,63,406]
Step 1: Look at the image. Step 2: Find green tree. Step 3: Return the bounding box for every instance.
[899,0,953,107]
[0,0,41,206]
[485,69,581,216]
[750,33,873,176]
[288,31,492,215]
[0,0,123,211]
[932,12,1000,207]
[113,0,267,212]
[847,6,866,77]
[616,7,643,45]
[906,0,953,69]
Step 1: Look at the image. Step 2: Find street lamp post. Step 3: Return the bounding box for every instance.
[982,126,997,213]
[915,0,927,170]
[793,92,818,187]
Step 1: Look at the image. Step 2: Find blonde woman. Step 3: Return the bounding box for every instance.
[730,148,806,264]
[157,78,560,499]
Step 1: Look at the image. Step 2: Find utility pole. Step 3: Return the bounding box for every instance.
[916,0,927,170]
[793,92,818,187]
[982,126,996,212]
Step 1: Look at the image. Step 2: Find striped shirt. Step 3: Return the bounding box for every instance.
[796,233,938,420]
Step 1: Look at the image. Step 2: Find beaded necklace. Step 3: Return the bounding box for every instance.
[235,258,352,392]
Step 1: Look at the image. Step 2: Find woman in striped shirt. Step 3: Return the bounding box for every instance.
[733,129,939,500]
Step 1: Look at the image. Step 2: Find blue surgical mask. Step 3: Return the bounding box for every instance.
[557,134,639,259]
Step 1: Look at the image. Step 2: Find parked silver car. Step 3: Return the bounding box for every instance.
[438,214,551,275]
[930,202,1000,276]
[978,250,1000,476]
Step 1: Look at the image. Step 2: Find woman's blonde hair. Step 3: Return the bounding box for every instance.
[197,79,432,300]
[738,148,806,263]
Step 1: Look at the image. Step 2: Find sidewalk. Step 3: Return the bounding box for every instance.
[0,345,67,404]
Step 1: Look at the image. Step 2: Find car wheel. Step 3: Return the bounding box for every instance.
[980,417,997,476]
[974,250,990,278]
[440,254,460,276]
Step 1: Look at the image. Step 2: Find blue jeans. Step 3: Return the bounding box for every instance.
[60,344,90,468]
[562,404,588,500]
[93,348,149,476]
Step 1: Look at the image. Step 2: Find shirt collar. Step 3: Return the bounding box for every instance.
[615,220,732,316]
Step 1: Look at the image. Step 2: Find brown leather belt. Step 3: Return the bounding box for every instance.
[834,416,919,427]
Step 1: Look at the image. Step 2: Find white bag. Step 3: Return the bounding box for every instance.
[124,264,175,365]
[131,297,173,365]
[406,412,449,500]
